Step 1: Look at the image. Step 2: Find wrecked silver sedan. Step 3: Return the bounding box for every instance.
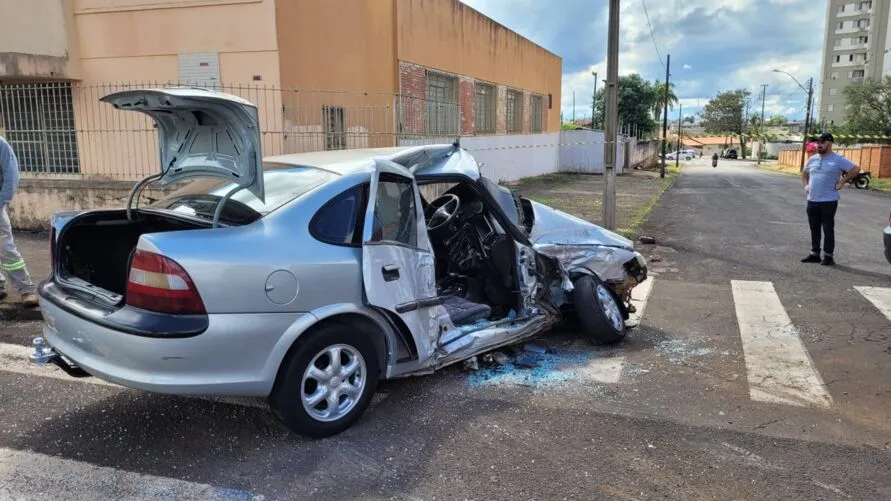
[32,88,647,437]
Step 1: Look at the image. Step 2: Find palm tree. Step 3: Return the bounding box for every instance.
[652,81,679,121]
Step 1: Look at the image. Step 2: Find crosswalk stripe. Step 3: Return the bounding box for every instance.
[0,342,267,409]
[731,280,832,409]
[854,286,891,322]
[627,277,655,328]
[0,446,262,500]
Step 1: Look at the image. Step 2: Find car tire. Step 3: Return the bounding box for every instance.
[855,176,869,189]
[269,323,379,438]
[573,275,627,345]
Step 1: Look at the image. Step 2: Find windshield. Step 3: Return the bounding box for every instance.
[150,163,338,224]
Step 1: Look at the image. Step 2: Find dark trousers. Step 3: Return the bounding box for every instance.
[806,201,838,256]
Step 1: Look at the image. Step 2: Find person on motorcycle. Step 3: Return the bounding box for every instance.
[711,152,719,168]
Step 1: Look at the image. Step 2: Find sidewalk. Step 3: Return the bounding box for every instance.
[1,231,49,321]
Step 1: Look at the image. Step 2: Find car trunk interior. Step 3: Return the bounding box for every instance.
[57,211,208,297]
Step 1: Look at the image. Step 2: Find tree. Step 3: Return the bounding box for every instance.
[842,76,891,135]
[683,115,695,124]
[593,73,659,137]
[767,115,787,126]
[652,81,679,122]
[701,90,752,158]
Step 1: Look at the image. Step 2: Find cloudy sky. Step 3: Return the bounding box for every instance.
[460,0,826,122]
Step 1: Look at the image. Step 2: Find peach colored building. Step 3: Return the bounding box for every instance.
[0,0,563,179]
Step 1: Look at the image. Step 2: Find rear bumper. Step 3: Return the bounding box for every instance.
[37,297,308,397]
[884,226,891,264]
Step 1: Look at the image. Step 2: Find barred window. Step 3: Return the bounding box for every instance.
[323,105,345,151]
[426,72,458,136]
[506,89,523,133]
[473,83,495,134]
[0,83,80,174]
[531,95,543,132]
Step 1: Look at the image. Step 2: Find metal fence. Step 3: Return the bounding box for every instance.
[0,81,459,180]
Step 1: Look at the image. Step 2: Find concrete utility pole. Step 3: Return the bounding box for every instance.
[592,71,598,128]
[573,91,576,123]
[675,103,682,170]
[660,54,671,179]
[758,84,767,165]
[772,69,813,172]
[603,0,619,230]
[800,77,814,172]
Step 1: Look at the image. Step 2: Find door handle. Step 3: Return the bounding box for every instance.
[382,265,400,282]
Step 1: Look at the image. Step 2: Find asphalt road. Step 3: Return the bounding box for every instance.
[0,157,889,500]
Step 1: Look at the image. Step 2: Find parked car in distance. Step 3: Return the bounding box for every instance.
[884,211,891,264]
[665,150,695,161]
[31,87,648,438]
[722,149,738,159]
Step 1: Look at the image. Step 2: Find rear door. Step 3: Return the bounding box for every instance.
[362,160,442,362]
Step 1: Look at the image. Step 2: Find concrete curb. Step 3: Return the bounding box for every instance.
[0,304,43,322]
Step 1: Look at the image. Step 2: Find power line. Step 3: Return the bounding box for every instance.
[640,0,665,70]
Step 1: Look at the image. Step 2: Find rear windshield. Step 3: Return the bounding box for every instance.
[149,163,338,225]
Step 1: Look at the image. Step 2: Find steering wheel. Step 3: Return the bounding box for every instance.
[425,194,461,231]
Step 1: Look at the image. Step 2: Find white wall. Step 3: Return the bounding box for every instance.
[559,129,624,175]
[399,131,656,182]
[462,132,562,182]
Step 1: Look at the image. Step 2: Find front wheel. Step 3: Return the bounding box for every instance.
[573,275,627,345]
[854,176,869,189]
[269,323,379,438]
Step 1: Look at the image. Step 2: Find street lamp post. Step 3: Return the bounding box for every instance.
[773,69,814,172]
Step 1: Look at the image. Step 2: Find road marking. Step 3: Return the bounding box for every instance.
[730,280,832,408]
[0,446,263,501]
[854,286,891,321]
[0,342,267,409]
[626,277,655,328]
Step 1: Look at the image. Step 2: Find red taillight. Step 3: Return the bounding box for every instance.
[126,250,206,315]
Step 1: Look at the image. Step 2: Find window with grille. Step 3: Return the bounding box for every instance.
[506,90,523,133]
[323,105,345,151]
[425,72,458,136]
[473,83,495,134]
[0,83,80,174]
[531,95,543,132]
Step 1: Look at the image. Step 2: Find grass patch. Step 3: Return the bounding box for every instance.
[506,166,683,241]
[618,165,682,239]
[758,163,802,176]
[512,172,578,186]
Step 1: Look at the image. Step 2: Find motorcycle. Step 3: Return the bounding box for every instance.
[846,171,871,189]
[711,157,718,168]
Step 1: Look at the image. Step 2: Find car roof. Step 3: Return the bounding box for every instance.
[263,144,461,177]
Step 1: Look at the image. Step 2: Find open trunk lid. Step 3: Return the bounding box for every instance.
[101,88,265,202]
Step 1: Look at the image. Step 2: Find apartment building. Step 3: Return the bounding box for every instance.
[820,0,891,125]
[0,0,562,178]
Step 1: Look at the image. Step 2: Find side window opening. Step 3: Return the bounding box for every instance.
[371,173,418,248]
[310,183,369,246]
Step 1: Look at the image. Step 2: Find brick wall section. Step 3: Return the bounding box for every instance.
[398,60,549,136]
[495,84,507,134]
[399,61,427,135]
[459,77,474,135]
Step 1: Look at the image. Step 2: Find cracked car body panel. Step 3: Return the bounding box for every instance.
[525,200,643,283]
